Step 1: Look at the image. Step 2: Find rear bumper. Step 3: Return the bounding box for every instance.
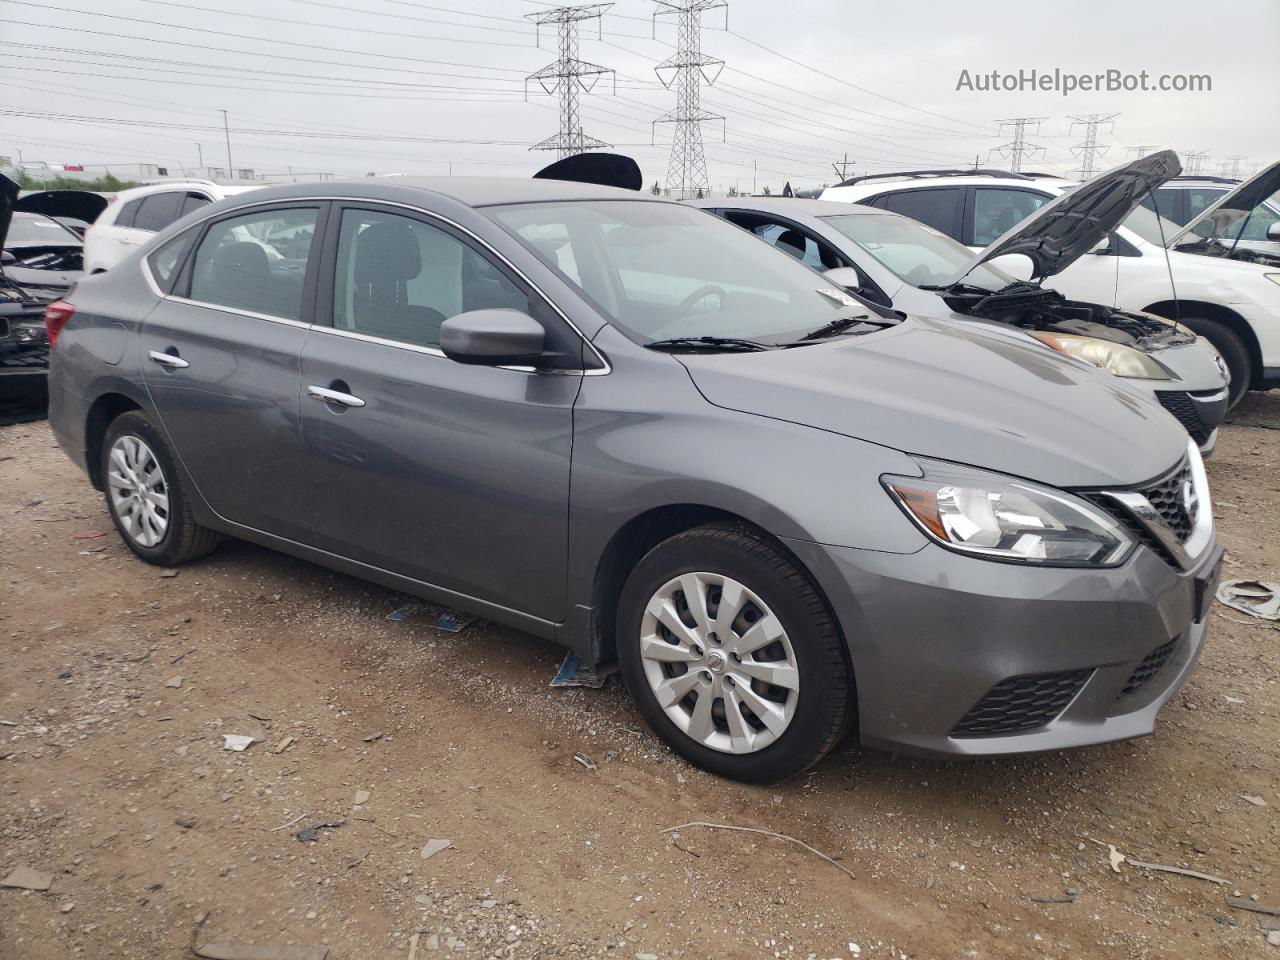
[785,536,1222,758]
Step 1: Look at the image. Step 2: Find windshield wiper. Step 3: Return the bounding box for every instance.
[797,312,894,341]
[645,336,771,352]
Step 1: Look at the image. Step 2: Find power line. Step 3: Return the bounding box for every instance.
[652,1,727,198]
[990,117,1046,173]
[1068,113,1118,180]
[1182,149,1211,175]
[525,4,616,158]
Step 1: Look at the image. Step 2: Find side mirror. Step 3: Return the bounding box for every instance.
[1267,222,1280,241]
[440,309,546,366]
[1088,236,1113,255]
[0,250,15,265]
[821,266,863,292]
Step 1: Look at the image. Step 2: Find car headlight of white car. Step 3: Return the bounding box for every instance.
[884,460,1135,566]
[1029,331,1174,379]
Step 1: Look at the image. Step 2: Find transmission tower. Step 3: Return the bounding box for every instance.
[652,1,728,199]
[1220,155,1246,179]
[990,117,1046,173]
[1127,144,1160,159]
[1068,113,1118,180]
[1182,150,1211,175]
[524,4,616,159]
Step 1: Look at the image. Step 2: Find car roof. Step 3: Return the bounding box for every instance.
[321,176,660,207]
[689,196,886,218]
[822,174,1074,201]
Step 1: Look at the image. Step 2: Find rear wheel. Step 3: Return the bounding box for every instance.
[101,411,219,566]
[1179,318,1251,410]
[617,523,853,782]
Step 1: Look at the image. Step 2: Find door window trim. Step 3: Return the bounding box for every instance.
[136,194,609,374]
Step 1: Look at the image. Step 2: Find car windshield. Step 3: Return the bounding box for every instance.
[487,200,866,345]
[819,212,1013,291]
[7,212,80,245]
[1119,203,1186,246]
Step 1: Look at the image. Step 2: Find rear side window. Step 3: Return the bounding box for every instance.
[147,229,197,292]
[115,197,144,229]
[188,207,319,320]
[875,188,963,240]
[133,192,185,232]
[971,188,1051,245]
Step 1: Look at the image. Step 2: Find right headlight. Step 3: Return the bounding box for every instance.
[1029,331,1174,380]
[884,459,1134,566]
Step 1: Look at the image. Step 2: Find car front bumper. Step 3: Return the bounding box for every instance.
[785,536,1223,758]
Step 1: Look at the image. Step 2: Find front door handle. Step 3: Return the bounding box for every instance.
[148,349,189,369]
[307,385,366,408]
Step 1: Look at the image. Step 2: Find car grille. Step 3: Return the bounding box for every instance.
[1154,391,1211,445]
[951,669,1092,738]
[1084,457,1199,566]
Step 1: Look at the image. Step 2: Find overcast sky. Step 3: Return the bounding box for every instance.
[2,0,1277,189]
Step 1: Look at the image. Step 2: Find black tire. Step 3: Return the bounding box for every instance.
[616,523,853,782]
[1179,318,1251,410]
[100,410,219,566]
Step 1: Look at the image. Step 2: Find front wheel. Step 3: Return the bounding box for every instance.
[617,523,853,782]
[101,411,219,566]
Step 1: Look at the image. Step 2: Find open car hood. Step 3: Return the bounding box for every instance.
[0,175,16,253]
[533,152,642,191]
[951,150,1181,284]
[14,188,108,226]
[1167,159,1280,249]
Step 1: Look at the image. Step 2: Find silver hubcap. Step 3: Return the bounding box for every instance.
[639,572,800,755]
[107,435,170,548]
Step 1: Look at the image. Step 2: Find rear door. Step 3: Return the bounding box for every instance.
[139,202,326,541]
[296,203,580,620]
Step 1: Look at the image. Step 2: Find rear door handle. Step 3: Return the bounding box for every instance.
[148,350,189,369]
[307,385,365,408]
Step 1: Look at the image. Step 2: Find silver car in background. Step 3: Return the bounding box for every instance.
[45,175,1222,781]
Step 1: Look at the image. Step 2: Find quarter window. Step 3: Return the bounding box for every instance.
[332,208,529,349]
[876,188,963,239]
[188,208,318,320]
[115,197,144,229]
[147,229,196,291]
[971,188,1050,246]
[180,192,212,218]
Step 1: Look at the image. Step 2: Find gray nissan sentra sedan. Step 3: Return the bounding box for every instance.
[43,176,1224,781]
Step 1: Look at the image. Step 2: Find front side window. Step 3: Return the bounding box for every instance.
[332,208,530,349]
[133,192,185,232]
[971,188,1050,246]
[822,212,1012,291]
[875,188,963,239]
[490,200,870,345]
[188,207,318,320]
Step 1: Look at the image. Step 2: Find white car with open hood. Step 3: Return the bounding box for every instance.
[822,159,1280,408]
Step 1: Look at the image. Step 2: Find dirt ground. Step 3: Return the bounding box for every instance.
[2,394,1278,960]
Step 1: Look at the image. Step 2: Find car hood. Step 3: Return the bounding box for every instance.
[678,316,1187,488]
[0,175,17,254]
[13,188,108,226]
[952,150,1181,283]
[1168,160,1280,248]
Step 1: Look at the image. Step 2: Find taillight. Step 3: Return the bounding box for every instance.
[44,300,75,348]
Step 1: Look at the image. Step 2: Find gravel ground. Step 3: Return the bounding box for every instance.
[1,393,1278,960]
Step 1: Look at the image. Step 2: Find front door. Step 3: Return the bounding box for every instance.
[298,204,579,621]
[140,203,325,541]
